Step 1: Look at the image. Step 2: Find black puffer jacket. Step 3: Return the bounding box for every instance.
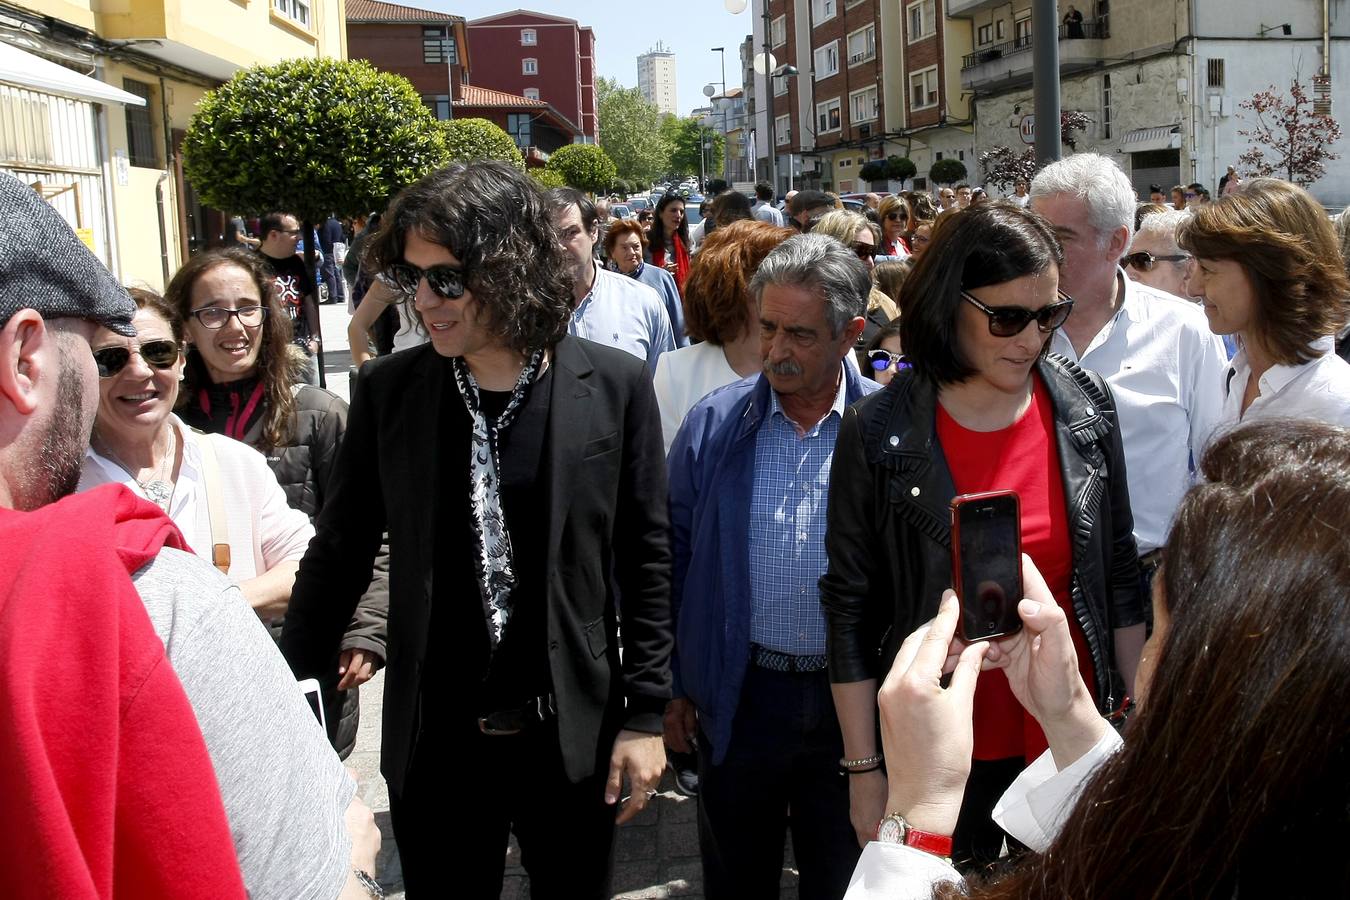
[820,354,1144,714]
[182,380,388,758]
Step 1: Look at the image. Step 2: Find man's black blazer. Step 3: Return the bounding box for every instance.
[280,335,673,791]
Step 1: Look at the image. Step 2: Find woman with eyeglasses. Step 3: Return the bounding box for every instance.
[812,210,903,369]
[820,202,1144,868]
[1179,177,1350,430]
[171,246,388,757]
[862,320,907,386]
[879,195,911,257]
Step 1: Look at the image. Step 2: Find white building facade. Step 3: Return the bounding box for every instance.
[637,43,677,116]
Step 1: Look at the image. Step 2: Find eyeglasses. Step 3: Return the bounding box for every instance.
[1122,251,1192,272]
[868,350,910,373]
[885,212,904,221]
[384,261,471,300]
[93,339,180,378]
[853,242,878,261]
[960,290,1075,337]
[191,305,268,330]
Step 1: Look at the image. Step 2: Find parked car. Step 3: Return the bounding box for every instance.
[611,204,632,219]
[684,194,706,226]
[627,197,651,212]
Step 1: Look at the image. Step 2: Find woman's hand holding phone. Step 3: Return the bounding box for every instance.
[983,555,1108,769]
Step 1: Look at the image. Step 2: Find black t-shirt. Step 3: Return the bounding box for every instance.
[258,250,314,342]
[429,363,554,716]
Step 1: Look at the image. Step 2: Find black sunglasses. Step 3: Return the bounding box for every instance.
[1122,251,1191,272]
[868,350,910,373]
[853,242,878,261]
[191,305,267,330]
[385,261,470,300]
[961,291,1075,337]
[93,339,180,378]
[885,212,904,221]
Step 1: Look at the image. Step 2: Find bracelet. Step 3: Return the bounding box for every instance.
[839,754,883,770]
[353,868,384,899]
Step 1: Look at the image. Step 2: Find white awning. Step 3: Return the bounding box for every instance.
[0,41,145,107]
[1121,125,1180,153]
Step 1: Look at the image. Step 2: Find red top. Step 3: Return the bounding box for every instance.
[0,486,247,899]
[937,375,1096,761]
[649,234,690,295]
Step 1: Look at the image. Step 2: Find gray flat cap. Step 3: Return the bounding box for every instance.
[0,171,135,336]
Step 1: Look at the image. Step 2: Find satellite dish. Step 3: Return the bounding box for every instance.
[703,84,717,98]
[752,52,778,76]
[725,0,749,13]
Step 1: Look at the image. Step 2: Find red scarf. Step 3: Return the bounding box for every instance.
[650,233,690,294]
[0,486,246,898]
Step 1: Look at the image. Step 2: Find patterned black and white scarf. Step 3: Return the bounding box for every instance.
[450,349,544,652]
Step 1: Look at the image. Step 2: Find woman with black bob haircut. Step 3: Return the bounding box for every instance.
[645,192,692,295]
[847,419,1350,898]
[820,202,1145,868]
[365,161,575,354]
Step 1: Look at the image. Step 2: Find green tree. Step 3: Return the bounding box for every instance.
[440,117,524,170]
[530,168,566,189]
[545,144,617,193]
[886,156,918,182]
[597,77,671,188]
[929,158,968,185]
[182,57,448,386]
[662,116,726,181]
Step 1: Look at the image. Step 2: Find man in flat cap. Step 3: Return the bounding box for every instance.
[0,173,383,900]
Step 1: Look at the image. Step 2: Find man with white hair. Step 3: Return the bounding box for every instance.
[1124,207,1194,300]
[1031,154,1227,594]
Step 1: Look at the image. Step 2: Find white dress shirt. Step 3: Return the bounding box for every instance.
[569,263,676,373]
[1050,272,1228,553]
[1216,335,1350,434]
[752,200,786,227]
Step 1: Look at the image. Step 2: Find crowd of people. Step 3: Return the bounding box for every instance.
[3,145,1349,900]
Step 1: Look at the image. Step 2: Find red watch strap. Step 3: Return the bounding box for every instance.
[903,829,953,858]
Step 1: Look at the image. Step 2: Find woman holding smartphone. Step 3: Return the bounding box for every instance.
[819,202,1145,868]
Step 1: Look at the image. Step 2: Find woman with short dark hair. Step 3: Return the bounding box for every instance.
[820,202,1145,867]
[604,218,687,346]
[1180,177,1350,428]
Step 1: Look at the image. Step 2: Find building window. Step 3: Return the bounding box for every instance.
[771,15,787,48]
[523,88,540,100]
[123,79,157,168]
[849,86,878,123]
[996,19,1006,39]
[775,114,791,145]
[423,94,451,120]
[507,113,532,149]
[774,73,788,96]
[909,66,939,111]
[812,0,837,24]
[847,25,876,65]
[272,0,310,28]
[423,26,457,64]
[522,58,538,75]
[520,28,536,45]
[1102,73,1112,139]
[907,0,936,42]
[816,97,842,133]
[1207,58,1225,88]
[814,41,840,79]
[977,24,992,45]
[1015,15,1032,44]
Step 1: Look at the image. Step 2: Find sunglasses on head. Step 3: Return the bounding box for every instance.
[960,290,1075,337]
[93,340,180,378]
[385,261,470,300]
[868,350,910,373]
[1122,251,1191,272]
[853,242,878,261]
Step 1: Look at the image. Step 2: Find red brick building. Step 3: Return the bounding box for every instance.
[465,10,597,143]
[453,84,584,166]
[346,0,470,120]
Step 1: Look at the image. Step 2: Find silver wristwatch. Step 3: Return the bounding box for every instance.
[353,868,384,899]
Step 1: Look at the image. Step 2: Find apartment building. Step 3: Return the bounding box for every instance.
[466,10,597,143]
[637,43,677,116]
[346,0,469,120]
[0,0,345,289]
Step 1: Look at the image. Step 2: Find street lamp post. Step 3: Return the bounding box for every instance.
[711,47,729,181]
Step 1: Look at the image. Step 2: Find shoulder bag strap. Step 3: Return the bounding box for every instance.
[192,430,232,574]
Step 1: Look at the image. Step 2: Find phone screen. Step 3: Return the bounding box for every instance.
[953,493,1023,640]
[298,678,327,733]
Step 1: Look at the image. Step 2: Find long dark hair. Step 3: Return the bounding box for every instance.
[946,418,1350,899]
[164,246,300,450]
[649,192,689,253]
[367,161,574,354]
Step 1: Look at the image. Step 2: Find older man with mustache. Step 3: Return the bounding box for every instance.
[665,233,877,899]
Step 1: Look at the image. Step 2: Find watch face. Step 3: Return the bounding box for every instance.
[876,814,906,844]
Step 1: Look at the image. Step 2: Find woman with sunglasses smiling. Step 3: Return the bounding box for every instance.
[164,246,389,758]
[878,195,911,257]
[79,285,316,623]
[812,210,903,369]
[820,202,1144,867]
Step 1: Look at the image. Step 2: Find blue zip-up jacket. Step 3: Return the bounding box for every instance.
[666,364,878,763]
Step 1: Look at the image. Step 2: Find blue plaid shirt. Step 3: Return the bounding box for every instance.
[748,372,848,655]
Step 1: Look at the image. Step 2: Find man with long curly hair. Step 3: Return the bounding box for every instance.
[280,161,673,897]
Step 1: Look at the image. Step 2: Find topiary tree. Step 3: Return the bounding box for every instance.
[545,144,618,194]
[886,155,918,182]
[859,160,888,184]
[529,168,566,189]
[182,57,448,385]
[440,117,524,170]
[929,158,968,185]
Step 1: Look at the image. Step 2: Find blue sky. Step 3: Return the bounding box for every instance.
[422,1,752,116]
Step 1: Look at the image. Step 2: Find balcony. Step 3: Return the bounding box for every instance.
[947,0,1007,17]
[960,23,1107,91]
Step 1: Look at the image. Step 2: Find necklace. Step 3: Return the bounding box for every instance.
[96,427,177,512]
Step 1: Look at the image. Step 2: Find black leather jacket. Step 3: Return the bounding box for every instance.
[820,354,1144,713]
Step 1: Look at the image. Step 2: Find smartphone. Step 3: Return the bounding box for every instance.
[298,677,327,733]
[950,490,1023,641]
